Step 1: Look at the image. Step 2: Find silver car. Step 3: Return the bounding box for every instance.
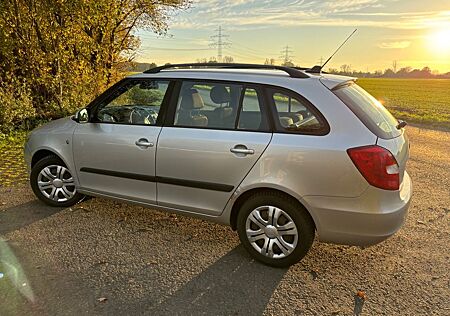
[24,64,412,267]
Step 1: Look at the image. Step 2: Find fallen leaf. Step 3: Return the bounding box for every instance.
[310,270,319,280]
[356,290,366,300]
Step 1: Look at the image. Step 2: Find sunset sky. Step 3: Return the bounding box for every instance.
[135,0,450,73]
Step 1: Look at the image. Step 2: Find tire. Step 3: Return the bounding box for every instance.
[237,191,315,268]
[30,155,85,207]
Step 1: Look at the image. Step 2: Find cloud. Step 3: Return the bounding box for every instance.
[378,41,411,49]
[168,1,449,31]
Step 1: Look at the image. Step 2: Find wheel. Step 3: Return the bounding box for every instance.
[237,191,315,268]
[30,155,85,207]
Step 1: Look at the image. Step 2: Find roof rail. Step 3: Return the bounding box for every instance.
[143,63,310,78]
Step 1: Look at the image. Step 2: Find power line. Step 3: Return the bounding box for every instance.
[210,26,231,62]
[280,45,294,65]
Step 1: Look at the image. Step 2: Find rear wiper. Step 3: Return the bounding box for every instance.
[396,120,407,129]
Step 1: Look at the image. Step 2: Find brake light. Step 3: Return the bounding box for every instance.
[347,145,399,190]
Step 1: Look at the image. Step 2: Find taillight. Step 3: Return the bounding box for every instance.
[347,145,399,190]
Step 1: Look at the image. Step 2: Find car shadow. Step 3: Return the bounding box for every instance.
[147,245,288,316]
[0,200,64,235]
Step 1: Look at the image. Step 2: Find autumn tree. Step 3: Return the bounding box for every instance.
[0,0,190,131]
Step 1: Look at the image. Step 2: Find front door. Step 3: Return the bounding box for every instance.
[73,79,173,203]
[156,80,272,215]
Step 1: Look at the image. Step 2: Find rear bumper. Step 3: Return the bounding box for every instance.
[304,171,412,246]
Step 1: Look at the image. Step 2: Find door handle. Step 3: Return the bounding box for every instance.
[230,146,254,155]
[135,138,154,148]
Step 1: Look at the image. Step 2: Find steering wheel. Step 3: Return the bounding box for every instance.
[129,107,156,125]
[99,112,118,123]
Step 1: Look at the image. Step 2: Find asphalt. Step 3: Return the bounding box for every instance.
[0,125,449,315]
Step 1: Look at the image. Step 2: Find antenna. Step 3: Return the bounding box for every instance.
[312,29,357,73]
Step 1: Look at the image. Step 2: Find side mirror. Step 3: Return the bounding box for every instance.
[75,108,89,123]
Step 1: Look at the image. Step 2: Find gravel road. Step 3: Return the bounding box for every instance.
[0,126,449,316]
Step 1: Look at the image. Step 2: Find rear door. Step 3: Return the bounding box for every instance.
[156,80,272,215]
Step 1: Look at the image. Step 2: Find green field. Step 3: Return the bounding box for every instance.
[357,78,450,130]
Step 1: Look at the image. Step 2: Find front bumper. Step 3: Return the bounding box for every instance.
[304,171,412,246]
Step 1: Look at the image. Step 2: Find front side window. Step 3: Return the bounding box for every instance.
[173,81,268,131]
[96,80,169,125]
[269,88,328,134]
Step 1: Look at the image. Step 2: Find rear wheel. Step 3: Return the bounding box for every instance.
[30,155,84,207]
[237,191,315,267]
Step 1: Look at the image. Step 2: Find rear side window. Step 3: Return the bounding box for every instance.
[268,88,329,135]
[333,83,400,139]
[172,81,269,132]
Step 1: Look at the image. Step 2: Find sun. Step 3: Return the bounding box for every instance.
[428,28,450,52]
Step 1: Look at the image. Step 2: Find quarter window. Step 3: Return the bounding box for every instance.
[96,80,169,125]
[269,89,327,134]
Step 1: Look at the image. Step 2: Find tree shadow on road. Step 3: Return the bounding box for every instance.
[148,245,287,316]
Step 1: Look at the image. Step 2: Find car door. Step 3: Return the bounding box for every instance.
[156,80,272,215]
[72,79,173,203]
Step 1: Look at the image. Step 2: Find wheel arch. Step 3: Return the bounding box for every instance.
[229,187,317,231]
[31,149,66,168]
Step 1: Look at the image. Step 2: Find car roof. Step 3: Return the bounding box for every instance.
[128,68,356,90]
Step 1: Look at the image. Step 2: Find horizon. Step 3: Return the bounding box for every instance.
[135,0,450,73]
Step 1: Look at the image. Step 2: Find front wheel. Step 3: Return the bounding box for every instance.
[237,192,315,268]
[30,155,85,207]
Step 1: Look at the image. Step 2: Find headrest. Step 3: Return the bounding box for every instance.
[210,86,230,104]
[279,117,294,128]
[180,88,204,110]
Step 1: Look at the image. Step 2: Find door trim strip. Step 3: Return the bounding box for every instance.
[80,167,234,192]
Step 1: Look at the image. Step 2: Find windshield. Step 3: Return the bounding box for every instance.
[334,83,401,139]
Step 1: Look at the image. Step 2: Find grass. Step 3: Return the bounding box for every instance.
[357,78,450,130]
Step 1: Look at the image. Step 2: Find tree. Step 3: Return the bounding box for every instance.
[0,0,191,131]
[282,60,295,67]
[264,58,276,65]
[223,56,234,63]
[383,68,395,77]
[340,64,352,74]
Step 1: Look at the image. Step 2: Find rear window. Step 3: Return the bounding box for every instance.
[333,83,401,139]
